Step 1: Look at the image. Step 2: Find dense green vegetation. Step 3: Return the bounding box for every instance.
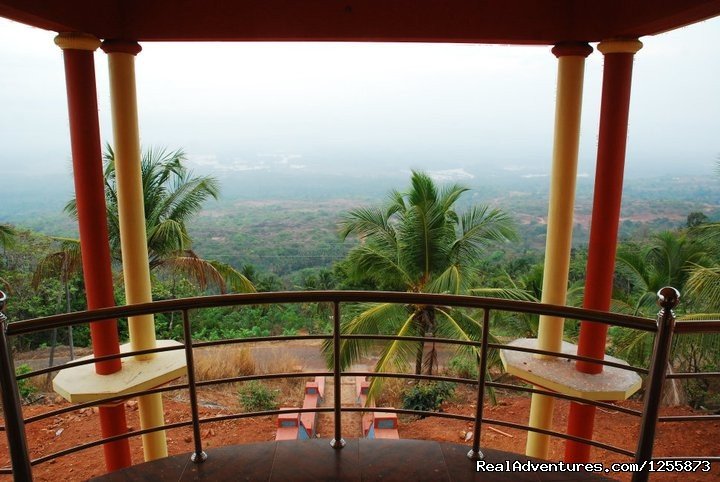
[1,161,719,408]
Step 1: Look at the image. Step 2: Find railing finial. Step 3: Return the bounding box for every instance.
[633,286,680,482]
[0,290,7,317]
[657,287,680,311]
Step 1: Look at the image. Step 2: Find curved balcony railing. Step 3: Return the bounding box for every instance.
[1,290,718,482]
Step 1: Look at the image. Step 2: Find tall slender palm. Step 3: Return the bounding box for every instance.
[324,171,517,398]
[66,145,255,294]
[32,238,82,365]
[0,224,17,291]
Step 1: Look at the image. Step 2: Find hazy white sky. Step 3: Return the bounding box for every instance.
[0,15,719,180]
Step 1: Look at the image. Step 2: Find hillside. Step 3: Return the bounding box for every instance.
[1,172,719,281]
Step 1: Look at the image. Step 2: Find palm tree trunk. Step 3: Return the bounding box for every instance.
[414,310,428,375]
[415,340,424,375]
[65,278,74,360]
[168,273,177,334]
[47,285,62,383]
[423,309,438,375]
[424,340,438,375]
[47,328,57,387]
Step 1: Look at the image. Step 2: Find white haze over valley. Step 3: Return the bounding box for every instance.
[0,16,719,198]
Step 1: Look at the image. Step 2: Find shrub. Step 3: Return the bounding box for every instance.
[15,364,36,401]
[401,381,455,414]
[447,354,478,380]
[238,381,279,412]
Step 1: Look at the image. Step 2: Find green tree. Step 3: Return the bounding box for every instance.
[611,231,717,405]
[324,171,518,398]
[686,211,709,228]
[32,238,82,362]
[0,224,16,290]
[685,159,720,310]
[615,231,708,316]
[686,221,720,310]
[66,145,255,295]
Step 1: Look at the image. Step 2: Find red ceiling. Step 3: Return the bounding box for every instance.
[1,0,719,44]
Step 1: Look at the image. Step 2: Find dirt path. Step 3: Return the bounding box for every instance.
[316,370,364,439]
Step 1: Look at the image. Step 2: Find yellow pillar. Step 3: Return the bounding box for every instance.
[101,40,168,462]
[526,42,592,459]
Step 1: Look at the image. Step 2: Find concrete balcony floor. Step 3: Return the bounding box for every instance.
[91,438,616,481]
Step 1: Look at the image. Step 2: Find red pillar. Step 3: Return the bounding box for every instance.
[55,33,132,471]
[565,39,642,462]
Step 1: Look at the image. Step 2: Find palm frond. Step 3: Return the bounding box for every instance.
[442,308,504,371]
[687,265,720,311]
[367,310,420,402]
[31,239,82,289]
[0,224,17,249]
[157,252,224,292]
[435,307,499,404]
[147,219,192,262]
[157,249,252,294]
[164,176,220,224]
[321,303,408,371]
[207,260,256,293]
[677,312,720,321]
[616,245,652,290]
[434,307,478,350]
[345,245,413,287]
[385,189,407,216]
[425,264,465,295]
[468,286,537,301]
[407,171,439,208]
[451,206,516,263]
[608,326,653,366]
[438,183,469,213]
[339,206,397,250]
[399,193,453,281]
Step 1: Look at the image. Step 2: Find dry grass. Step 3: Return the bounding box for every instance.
[374,377,410,408]
[260,351,307,395]
[259,350,305,375]
[189,346,307,409]
[194,346,256,381]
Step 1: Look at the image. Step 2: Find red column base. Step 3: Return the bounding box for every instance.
[564,402,596,462]
[99,404,132,471]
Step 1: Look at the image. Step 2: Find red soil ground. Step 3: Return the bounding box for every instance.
[1,386,717,482]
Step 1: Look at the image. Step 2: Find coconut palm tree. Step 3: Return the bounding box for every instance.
[65,145,254,295]
[686,159,720,310]
[32,238,82,366]
[686,224,720,310]
[324,171,518,397]
[612,231,716,405]
[0,224,17,291]
[615,231,709,317]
